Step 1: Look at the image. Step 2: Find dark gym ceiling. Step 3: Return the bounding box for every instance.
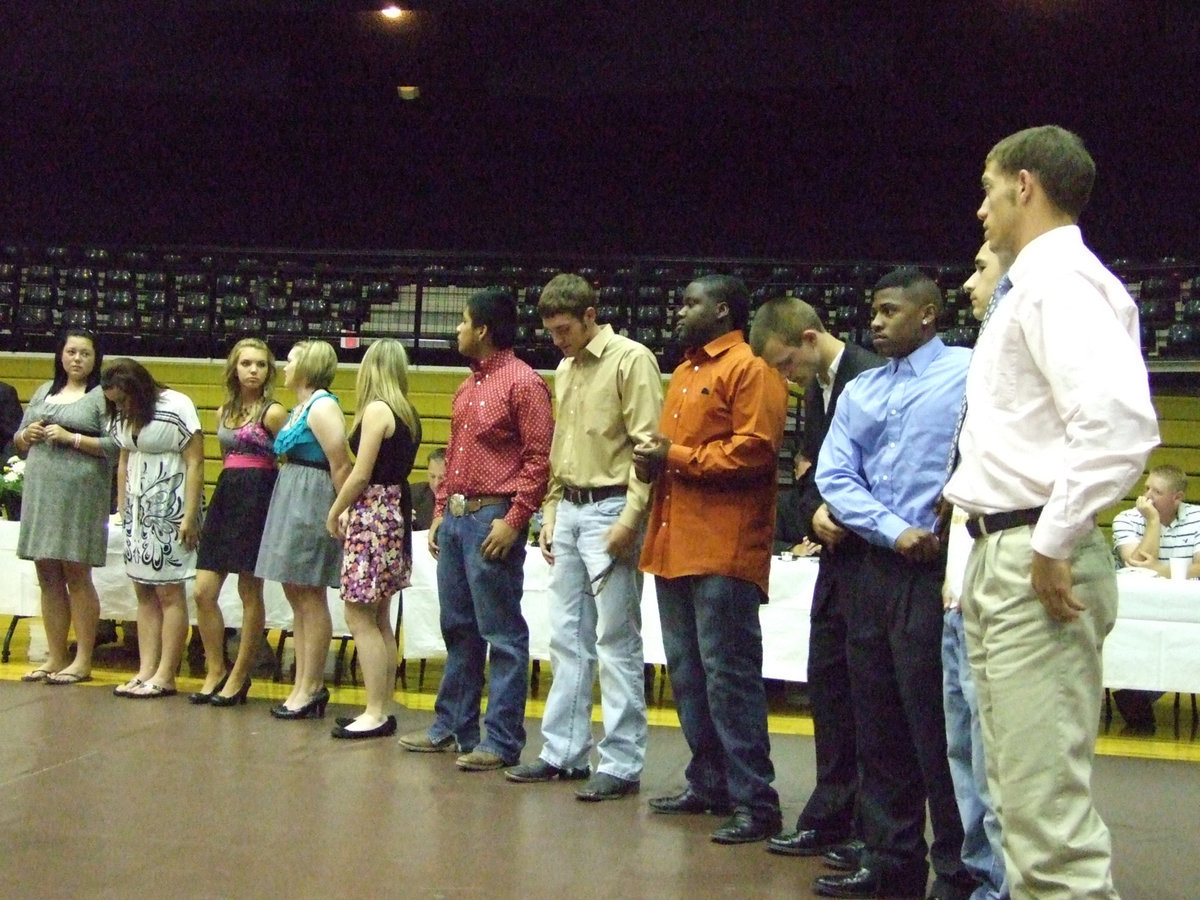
[2,0,1196,263]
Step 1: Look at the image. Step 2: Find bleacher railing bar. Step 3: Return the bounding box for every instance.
[0,244,1196,367]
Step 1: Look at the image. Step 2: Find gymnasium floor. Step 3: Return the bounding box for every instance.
[1,622,1196,899]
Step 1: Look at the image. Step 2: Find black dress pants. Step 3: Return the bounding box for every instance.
[846,545,968,883]
[795,541,862,836]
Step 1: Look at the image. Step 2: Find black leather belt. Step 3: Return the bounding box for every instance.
[562,484,627,505]
[965,506,1043,539]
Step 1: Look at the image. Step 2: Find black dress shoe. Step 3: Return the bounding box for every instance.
[823,839,866,871]
[210,677,251,707]
[926,872,979,900]
[813,865,927,899]
[648,787,734,815]
[767,828,849,857]
[710,808,783,845]
[270,687,329,720]
[188,671,229,705]
[575,772,639,801]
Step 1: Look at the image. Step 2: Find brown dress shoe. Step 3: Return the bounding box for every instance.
[398,730,457,752]
[456,749,513,771]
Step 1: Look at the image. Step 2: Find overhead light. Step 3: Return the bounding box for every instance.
[380,5,405,19]
[397,85,420,100]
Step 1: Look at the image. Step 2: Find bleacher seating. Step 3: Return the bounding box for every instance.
[0,243,1197,513]
[0,242,1193,360]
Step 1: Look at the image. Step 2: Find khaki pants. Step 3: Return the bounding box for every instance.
[962,526,1120,900]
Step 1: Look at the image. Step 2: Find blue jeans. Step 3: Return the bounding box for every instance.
[428,502,529,761]
[656,574,779,819]
[538,496,647,780]
[943,609,1008,900]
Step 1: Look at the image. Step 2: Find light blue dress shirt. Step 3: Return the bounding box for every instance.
[815,336,970,549]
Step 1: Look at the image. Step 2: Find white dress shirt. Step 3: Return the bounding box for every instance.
[819,346,844,413]
[943,225,1160,559]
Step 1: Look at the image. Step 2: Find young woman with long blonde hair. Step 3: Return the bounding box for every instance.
[255,340,350,719]
[189,338,288,706]
[326,338,421,738]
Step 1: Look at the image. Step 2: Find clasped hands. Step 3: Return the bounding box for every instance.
[632,434,670,483]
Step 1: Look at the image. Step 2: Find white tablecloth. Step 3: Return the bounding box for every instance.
[403,542,820,681]
[1104,571,1200,692]
[0,520,394,638]
[4,519,1198,692]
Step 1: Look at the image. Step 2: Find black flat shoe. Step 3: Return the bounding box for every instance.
[210,677,251,707]
[331,715,397,739]
[188,672,230,704]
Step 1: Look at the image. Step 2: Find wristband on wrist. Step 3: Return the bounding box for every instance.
[73,433,82,450]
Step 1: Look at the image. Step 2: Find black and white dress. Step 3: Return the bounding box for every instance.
[110,388,203,584]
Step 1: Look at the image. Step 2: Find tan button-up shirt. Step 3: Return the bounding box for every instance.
[542,324,663,535]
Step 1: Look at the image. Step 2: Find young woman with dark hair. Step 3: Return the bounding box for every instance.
[101,358,205,698]
[14,329,118,684]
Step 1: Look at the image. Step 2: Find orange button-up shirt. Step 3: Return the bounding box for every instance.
[638,330,788,596]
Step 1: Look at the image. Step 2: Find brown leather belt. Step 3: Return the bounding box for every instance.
[447,493,511,517]
[965,506,1043,539]
[562,484,627,505]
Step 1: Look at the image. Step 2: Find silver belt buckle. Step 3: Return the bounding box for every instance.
[449,493,466,517]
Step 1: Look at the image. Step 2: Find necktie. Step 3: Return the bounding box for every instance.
[977,272,1012,334]
[946,273,1013,475]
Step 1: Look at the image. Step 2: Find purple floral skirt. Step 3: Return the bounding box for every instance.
[340,484,412,605]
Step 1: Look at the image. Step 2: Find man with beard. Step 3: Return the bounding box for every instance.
[635,274,788,845]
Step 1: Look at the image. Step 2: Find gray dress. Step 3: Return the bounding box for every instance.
[17,384,118,566]
[255,391,343,589]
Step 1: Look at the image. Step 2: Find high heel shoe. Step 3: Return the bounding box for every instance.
[209,677,251,707]
[269,685,329,720]
[188,672,230,705]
